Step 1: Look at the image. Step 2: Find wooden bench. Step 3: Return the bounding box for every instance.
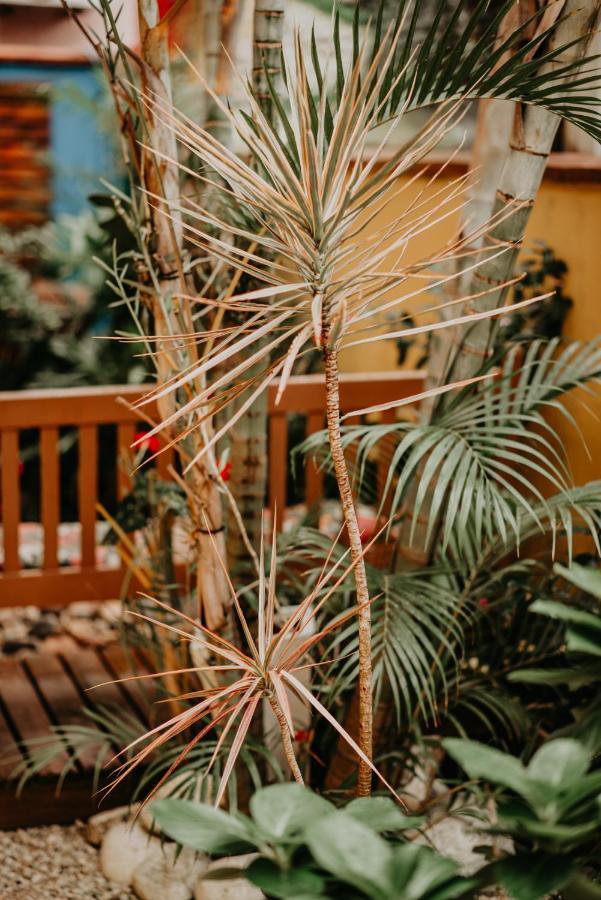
[0,372,424,609]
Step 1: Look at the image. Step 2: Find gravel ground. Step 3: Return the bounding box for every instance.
[0,822,134,899]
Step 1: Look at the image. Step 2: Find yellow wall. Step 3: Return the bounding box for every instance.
[341,170,601,490]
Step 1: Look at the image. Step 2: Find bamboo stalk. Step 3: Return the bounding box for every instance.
[226,1,285,577]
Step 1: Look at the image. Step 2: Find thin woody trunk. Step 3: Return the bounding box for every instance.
[324,346,373,797]
[226,0,284,574]
[394,0,601,567]
[137,0,230,630]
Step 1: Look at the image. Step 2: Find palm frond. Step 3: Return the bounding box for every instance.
[297,0,601,152]
[303,338,601,555]
[322,568,468,727]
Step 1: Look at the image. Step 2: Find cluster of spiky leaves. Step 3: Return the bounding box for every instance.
[100,523,400,807]
[130,11,565,467]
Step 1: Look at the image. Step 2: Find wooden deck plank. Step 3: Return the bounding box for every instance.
[0,657,67,775]
[0,699,24,780]
[61,647,124,711]
[100,644,153,724]
[25,653,99,771]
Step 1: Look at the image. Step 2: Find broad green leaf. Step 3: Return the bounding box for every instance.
[527,739,590,788]
[493,852,575,900]
[442,738,532,800]
[305,812,394,899]
[555,563,601,600]
[247,858,326,898]
[151,799,257,854]
[345,796,423,832]
[389,844,468,900]
[249,783,334,840]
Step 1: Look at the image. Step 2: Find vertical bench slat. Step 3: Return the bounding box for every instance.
[78,425,98,568]
[117,423,135,499]
[156,443,175,479]
[1,429,20,572]
[305,412,325,509]
[41,426,60,569]
[269,414,287,530]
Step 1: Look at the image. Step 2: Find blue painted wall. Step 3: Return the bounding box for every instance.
[0,63,121,218]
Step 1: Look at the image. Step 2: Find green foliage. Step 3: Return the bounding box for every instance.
[305,337,601,554]
[152,783,480,900]
[510,562,601,751]
[0,212,146,389]
[444,736,601,900]
[269,0,601,171]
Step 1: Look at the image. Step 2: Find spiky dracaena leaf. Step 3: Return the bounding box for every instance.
[99,522,401,807]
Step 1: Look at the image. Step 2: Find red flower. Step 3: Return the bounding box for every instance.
[478,597,489,608]
[134,430,161,456]
[219,461,232,482]
[294,728,311,743]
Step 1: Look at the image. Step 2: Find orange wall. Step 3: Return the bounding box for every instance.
[341,169,601,490]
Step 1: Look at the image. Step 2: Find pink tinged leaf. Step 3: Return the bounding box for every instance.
[266,514,278,650]
[258,516,266,662]
[200,512,261,666]
[205,683,258,777]
[275,325,312,406]
[281,671,403,804]
[214,694,261,808]
[341,372,494,419]
[141,593,249,659]
[184,360,285,472]
[345,293,552,350]
[127,609,247,668]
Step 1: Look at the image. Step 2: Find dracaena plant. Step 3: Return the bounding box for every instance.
[102,524,399,808]
[128,5,582,792]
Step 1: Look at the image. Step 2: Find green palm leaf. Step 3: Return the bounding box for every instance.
[302,338,601,554]
[285,0,601,159]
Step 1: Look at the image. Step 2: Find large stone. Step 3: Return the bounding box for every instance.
[194,855,263,900]
[99,821,159,885]
[132,845,208,900]
[86,804,140,847]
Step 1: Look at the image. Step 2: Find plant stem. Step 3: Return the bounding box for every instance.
[269,695,303,785]
[323,346,373,797]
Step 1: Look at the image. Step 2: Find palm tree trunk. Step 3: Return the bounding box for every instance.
[324,346,373,797]
[137,0,230,630]
[450,0,601,384]
[394,0,601,567]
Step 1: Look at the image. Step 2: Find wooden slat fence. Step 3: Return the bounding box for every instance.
[0,372,424,608]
